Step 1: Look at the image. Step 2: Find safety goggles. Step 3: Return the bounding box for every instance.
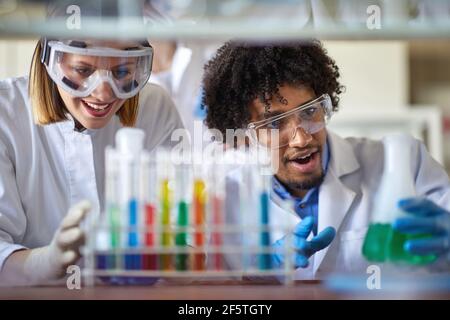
[247,94,333,149]
[41,39,153,99]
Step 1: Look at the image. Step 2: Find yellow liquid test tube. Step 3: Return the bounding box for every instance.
[193,179,206,270]
[160,179,172,270]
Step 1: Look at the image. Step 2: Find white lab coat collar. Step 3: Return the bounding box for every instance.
[327,131,360,178]
[314,130,360,273]
[57,114,78,134]
[57,113,111,136]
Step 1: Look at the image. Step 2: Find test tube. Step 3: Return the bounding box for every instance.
[141,153,158,270]
[208,164,225,271]
[258,174,272,270]
[105,147,121,270]
[158,150,173,270]
[193,168,206,271]
[125,157,141,270]
[240,164,256,271]
[175,163,190,271]
[94,222,110,271]
[116,129,145,271]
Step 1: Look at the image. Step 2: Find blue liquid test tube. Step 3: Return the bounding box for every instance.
[115,129,145,272]
[126,197,141,270]
[259,178,272,270]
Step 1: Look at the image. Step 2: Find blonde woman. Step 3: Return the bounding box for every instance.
[0,36,183,286]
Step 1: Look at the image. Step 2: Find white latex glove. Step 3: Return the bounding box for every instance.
[1,201,91,286]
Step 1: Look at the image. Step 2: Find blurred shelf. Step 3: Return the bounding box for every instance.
[1,0,450,40]
[2,18,450,41]
[328,106,444,164]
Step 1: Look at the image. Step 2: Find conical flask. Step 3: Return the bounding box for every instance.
[362,134,437,264]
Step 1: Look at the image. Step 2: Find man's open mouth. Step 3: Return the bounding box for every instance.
[285,149,321,174]
[289,149,319,164]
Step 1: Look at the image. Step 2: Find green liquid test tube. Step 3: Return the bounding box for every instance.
[108,204,121,269]
[175,201,189,271]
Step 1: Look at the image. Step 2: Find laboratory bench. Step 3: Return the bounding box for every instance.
[0,280,449,300]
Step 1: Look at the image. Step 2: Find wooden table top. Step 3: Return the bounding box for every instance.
[1,280,449,300]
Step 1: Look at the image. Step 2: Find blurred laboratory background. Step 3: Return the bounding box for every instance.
[0,0,449,173]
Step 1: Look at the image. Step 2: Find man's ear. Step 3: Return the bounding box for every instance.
[248,97,265,122]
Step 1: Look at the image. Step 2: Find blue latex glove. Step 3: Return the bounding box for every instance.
[393,197,450,257]
[272,216,336,268]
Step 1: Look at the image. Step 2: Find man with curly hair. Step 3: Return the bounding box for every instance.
[202,40,450,279]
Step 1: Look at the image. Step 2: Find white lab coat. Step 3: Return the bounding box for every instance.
[149,42,219,140]
[224,131,450,280]
[0,76,184,270]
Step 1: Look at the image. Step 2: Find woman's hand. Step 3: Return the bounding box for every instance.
[0,201,91,286]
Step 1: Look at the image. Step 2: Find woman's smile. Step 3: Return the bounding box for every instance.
[80,99,116,118]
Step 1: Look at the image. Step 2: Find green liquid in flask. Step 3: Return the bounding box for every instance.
[363,135,438,266]
[362,223,390,262]
[362,223,437,265]
[388,229,437,265]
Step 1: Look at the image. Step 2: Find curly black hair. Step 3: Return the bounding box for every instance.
[202,40,344,135]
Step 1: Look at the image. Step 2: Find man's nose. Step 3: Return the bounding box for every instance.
[90,81,115,101]
[288,126,313,148]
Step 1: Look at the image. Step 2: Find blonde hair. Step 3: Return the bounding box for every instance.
[29,40,140,127]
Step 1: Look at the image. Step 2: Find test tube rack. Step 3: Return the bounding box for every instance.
[83,134,297,285]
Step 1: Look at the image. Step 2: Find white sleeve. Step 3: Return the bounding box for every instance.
[136,84,185,150]
[413,139,450,210]
[0,137,27,271]
[412,139,450,271]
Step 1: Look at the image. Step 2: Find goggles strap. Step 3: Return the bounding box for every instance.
[67,40,88,48]
[140,40,152,48]
[40,37,51,65]
[40,38,152,66]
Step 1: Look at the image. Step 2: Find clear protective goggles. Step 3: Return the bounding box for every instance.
[41,39,153,99]
[247,94,333,149]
